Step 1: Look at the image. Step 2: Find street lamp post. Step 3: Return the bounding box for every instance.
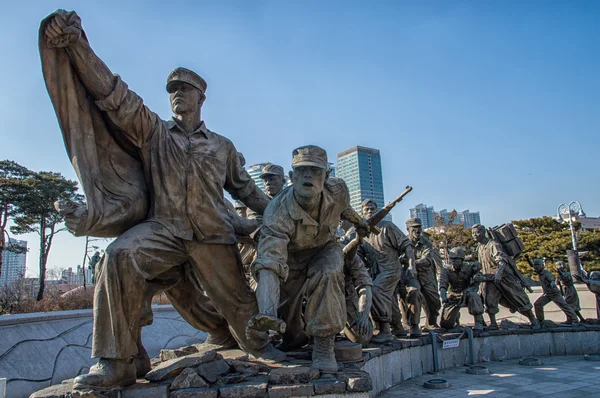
[556,201,586,278]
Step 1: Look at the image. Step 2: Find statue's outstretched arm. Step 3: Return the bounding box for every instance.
[44,10,158,147]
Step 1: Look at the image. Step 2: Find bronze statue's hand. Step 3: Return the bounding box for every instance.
[45,12,81,48]
[355,217,370,238]
[55,199,88,236]
[406,265,416,280]
[354,312,373,337]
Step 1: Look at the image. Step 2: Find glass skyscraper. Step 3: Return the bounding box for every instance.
[1,238,27,287]
[409,204,436,229]
[336,146,386,218]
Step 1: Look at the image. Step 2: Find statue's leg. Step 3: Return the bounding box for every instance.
[279,265,310,351]
[163,263,238,349]
[304,243,345,372]
[534,295,549,321]
[440,299,460,330]
[404,277,423,337]
[498,276,539,328]
[419,276,441,328]
[186,242,283,359]
[76,221,188,390]
[483,281,500,328]
[370,266,402,342]
[551,295,579,323]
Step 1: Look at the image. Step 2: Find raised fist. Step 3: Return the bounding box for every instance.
[44,10,81,48]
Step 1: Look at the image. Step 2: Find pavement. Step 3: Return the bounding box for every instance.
[379,355,600,397]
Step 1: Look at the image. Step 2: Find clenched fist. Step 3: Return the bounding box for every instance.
[44,10,81,48]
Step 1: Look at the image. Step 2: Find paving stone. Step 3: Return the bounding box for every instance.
[146,348,217,381]
[219,378,268,398]
[121,383,168,398]
[219,349,249,362]
[345,375,373,392]
[227,359,260,376]
[267,384,314,397]
[160,345,199,361]
[268,366,320,385]
[29,383,74,397]
[196,358,231,383]
[218,373,248,385]
[170,368,209,390]
[168,388,218,398]
[312,378,346,394]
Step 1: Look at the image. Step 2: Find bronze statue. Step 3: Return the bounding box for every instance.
[528,257,578,324]
[556,261,586,322]
[472,224,540,329]
[249,145,368,372]
[342,244,374,346]
[406,218,442,329]
[359,199,419,341]
[41,10,283,390]
[439,247,485,330]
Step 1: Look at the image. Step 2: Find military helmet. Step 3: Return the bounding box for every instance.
[448,247,465,259]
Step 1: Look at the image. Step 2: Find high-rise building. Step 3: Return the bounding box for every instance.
[327,162,336,177]
[247,163,269,194]
[336,146,387,219]
[409,204,435,229]
[437,208,481,228]
[1,238,27,287]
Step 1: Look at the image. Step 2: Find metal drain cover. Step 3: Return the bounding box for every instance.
[519,357,543,366]
[466,365,489,375]
[424,379,451,389]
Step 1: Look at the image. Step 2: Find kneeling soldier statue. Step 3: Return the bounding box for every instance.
[439,247,485,330]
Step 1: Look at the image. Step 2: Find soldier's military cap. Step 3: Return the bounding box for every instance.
[166,67,208,93]
[406,218,422,228]
[291,145,327,169]
[532,258,545,266]
[448,247,466,259]
[260,164,285,179]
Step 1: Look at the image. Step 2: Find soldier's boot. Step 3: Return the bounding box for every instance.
[409,324,422,337]
[487,314,499,329]
[523,310,541,330]
[372,322,396,343]
[204,332,240,350]
[311,335,338,373]
[576,311,586,323]
[73,358,136,391]
[473,315,484,331]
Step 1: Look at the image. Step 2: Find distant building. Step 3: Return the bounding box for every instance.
[1,238,27,287]
[247,163,269,194]
[61,265,94,286]
[327,162,336,177]
[410,204,435,229]
[336,146,388,219]
[437,208,481,228]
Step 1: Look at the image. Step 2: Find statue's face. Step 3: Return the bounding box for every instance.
[408,226,422,242]
[362,202,378,218]
[169,82,202,115]
[262,174,284,197]
[450,257,463,268]
[291,166,326,199]
[533,263,544,273]
[471,226,485,243]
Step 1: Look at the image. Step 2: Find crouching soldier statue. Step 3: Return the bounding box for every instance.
[439,247,485,330]
[249,145,369,372]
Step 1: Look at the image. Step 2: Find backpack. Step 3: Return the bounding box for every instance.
[487,223,525,259]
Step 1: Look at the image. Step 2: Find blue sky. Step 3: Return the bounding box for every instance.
[1,1,598,276]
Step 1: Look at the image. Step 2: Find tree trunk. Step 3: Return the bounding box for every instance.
[37,219,47,301]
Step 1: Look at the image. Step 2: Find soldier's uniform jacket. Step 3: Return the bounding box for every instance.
[364,220,412,274]
[253,177,351,281]
[440,262,483,295]
[414,236,443,272]
[344,255,373,297]
[538,269,561,297]
[477,239,513,276]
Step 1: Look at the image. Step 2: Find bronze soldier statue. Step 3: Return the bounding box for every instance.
[439,247,485,330]
[250,145,369,372]
[406,218,442,329]
[555,261,585,322]
[529,257,578,324]
[360,200,419,341]
[472,224,540,329]
[342,245,374,346]
[41,10,284,390]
